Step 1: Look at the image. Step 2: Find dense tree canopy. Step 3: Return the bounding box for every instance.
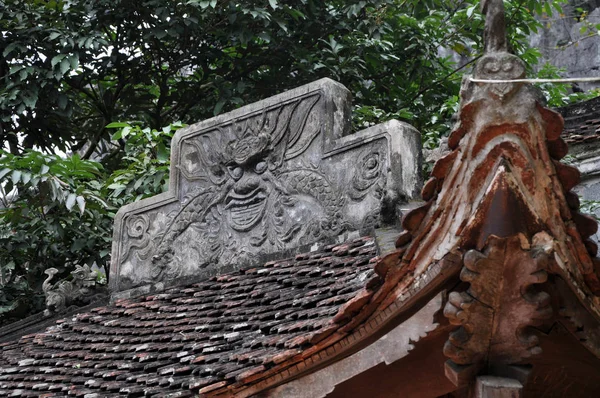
[2,0,570,155]
[0,0,579,323]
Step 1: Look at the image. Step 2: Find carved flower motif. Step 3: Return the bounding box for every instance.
[349,151,383,201]
[127,214,149,239]
[360,152,381,180]
[229,133,269,165]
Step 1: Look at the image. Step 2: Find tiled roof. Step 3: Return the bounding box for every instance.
[559,96,600,145]
[0,236,379,397]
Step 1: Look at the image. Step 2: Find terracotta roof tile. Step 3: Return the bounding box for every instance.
[0,236,379,396]
[558,96,600,144]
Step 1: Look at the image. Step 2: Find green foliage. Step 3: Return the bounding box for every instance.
[1,0,570,157]
[105,122,182,205]
[0,151,111,322]
[0,122,181,324]
[535,62,600,107]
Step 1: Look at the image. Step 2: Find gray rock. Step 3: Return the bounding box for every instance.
[109,78,422,297]
[530,2,600,92]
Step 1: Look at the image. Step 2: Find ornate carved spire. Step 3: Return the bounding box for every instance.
[391,0,600,392]
[482,0,508,53]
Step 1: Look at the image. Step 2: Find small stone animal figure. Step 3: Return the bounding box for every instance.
[42,264,100,316]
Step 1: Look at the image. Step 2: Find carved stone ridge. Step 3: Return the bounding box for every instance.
[110,79,422,296]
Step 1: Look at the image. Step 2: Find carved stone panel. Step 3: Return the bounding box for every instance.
[110,79,421,296]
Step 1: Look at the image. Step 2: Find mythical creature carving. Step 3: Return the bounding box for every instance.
[112,80,421,293]
[121,93,350,283]
[42,265,106,316]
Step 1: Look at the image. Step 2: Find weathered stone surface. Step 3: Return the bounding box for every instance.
[530,2,600,92]
[110,78,421,295]
[42,264,108,316]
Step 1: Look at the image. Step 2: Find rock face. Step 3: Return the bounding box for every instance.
[530,0,600,91]
[109,78,422,297]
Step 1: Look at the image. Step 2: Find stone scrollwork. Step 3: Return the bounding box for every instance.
[349,148,385,201]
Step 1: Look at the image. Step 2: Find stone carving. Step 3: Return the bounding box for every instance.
[42,265,106,316]
[110,79,422,296]
[349,149,385,202]
[481,0,507,53]
[148,93,348,279]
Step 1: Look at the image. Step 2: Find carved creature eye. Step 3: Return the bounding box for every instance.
[228,166,243,180]
[211,165,224,177]
[502,62,513,72]
[484,61,500,74]
[254,161,267,174]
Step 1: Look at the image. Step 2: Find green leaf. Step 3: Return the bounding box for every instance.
[0,168,11,180]
[466,5,476,18]
[58,94,68,110]
[69,55,79,71]
[9,65,23,75]
[107,183,126,190]
[121,126,132,139]
[65,193,77,210]
[51,54,64,67]
[60,58,70,75]
[65,193,76,210]
[268,0,278,10]
[71,239,86,251]
[105,122,129,128]
[213,99,226,115]
[111,130,123,140]
[3,42,18,57]
[21,172,31,184]
[157,143,169,162]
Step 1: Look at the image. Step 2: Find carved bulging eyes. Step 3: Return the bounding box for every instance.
[484,62,500,74]
[255,161,267,174]
[502,62,513,72]
[365,157,378,170]
[228,166,243,180]
[211,165,224,177]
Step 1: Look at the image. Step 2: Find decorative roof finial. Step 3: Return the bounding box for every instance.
[482,0,508,53]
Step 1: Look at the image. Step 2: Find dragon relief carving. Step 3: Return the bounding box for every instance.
[119,93,377,284]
